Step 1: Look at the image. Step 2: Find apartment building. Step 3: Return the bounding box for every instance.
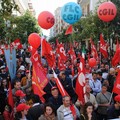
[50,7,69,37]
[13,0,35,16]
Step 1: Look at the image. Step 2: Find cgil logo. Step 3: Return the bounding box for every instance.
[99,9,115,16]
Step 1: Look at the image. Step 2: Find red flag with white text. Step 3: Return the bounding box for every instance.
[31,50,48,102]
[57,43,67,62]
[113,71,120,94]
[100,34,108,58]
[90,38,98,59]
[75,55,85,105]
[11,39,23,49]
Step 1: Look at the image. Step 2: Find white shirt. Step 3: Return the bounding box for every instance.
[63,107,73,120]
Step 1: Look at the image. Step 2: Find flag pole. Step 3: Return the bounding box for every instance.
[109,92,113,104]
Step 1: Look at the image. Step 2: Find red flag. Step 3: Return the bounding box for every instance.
[31,50,48,103]
[11,39,23,49]
[8,82,14,109]
[75,56,85,105]
[100,34,108,58]
[8,82,14,120]
[53,69,68,96]
[42,39,55,68]
[52,70,77,120]
[57,43,67,62]
[68,45,76,64]
[112,39,120,66]
[90,38,98,59]
[116,38,120,51]
[65,25,73,35]
[113,71,120,94]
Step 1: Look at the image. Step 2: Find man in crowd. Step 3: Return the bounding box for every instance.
[57,95,80,120]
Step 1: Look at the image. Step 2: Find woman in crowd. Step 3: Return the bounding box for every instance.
[38,103,57,120]
[80,102,97,120]
[15,103,31,120]
[96,84,112,120]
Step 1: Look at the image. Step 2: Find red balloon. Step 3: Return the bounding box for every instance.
[38,11,55,29]
[28,33,41,49]
[97,2,117,22]
[89,58,97,67]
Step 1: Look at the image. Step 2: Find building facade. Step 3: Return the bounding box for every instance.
[14,0,35,16]
[77,0,106,17]
[50,7,69,37]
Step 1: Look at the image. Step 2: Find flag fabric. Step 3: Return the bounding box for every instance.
[112,40,120,66]
[116,38,120,51]
[57,43,67,62]
[65,25,73,35]
[4,48,16,81]
[68,45,76,64]
[53,69,68,96]
[90,38,98,59]
[100,34,108,58]
[11,39,23,49]
[41,39,55,68]
[75,55,86,105]
[31,50,48,103]
[113,71,120,94]
[8,82,14,109]
[8,82,14,120]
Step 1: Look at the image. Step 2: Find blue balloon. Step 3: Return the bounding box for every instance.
[61,2,82,24]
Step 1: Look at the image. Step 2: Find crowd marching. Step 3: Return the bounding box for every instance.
[0,36,120,120]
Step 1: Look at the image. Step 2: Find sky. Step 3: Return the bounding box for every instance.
[31,0,77,36]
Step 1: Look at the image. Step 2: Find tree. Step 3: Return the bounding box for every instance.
[0,0,18,17]
[49,1,120,45]
[9,11,41,43]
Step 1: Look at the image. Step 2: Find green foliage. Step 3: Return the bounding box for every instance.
[49,1,120,44]
[10,11,41,43]
[0,0,18,17]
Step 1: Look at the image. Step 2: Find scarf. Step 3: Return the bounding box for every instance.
[44,113,56,120]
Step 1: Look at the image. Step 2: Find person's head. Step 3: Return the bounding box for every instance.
[16,72,21,78]
[25,87,32,95]
[109,68,115,75]
[103,80,109,86]
[85,85,91,94]
[49,74,55,82]
[105,64,109,70]
[0,66,6,73]
[62,96,71,107]
[44,103,55,116]
[83,102,94,115]
[85,63,90,69]
[26,70,30,77]
[15,90,26,99]
[101,84,108,93]
[16,103,30,116]
[92,72,97,80]
[2,78,8,87]
[100,63,105,69]
[97,72,102,79]
[51,86,59,98]
[14,80,21,90]
[59,71,66,80]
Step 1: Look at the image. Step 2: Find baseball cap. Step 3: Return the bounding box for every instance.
[114,95,120,102]
[16,103,30,112]
[0,65,5,69]
[15,90,26,97]
[51,86,58,91]
[18,65,25,71]
[26,70,30,73]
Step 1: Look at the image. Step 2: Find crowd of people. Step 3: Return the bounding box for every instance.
[0,46,120,120]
